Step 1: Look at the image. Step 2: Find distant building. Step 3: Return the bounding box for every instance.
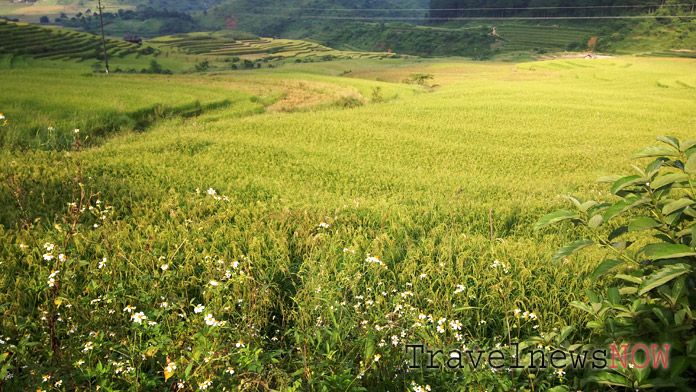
[124,35,142,45]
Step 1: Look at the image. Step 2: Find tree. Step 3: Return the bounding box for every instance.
[148,59,163,74]
[39,16,49,23]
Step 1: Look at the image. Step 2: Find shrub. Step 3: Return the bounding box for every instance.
[332,96,364,109]
[194,60,210,72]
[537,136,696,390]
[403,73,434,86]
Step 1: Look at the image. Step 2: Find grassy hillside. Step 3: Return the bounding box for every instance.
[0,20,412,81]
[197,0,429,37]
[0,56,694,390]
[0,54,423,149]
[0,19,213,74]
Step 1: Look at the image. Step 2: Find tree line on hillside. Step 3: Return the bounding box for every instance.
[57,6,199,35]
[428,0,696,20]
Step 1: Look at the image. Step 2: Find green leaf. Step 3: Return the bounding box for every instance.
[651,244,696,260]
[591,259,623,280]
[634,357,651,385]
[657,136,680,150]
[652,307,670,326]
[586,321,604,329]
[587,372,632,387]
[662,198,694,216]
[631,164,646,178]
[588,214,604,229]
[569,301,593,314]
[650,172,689,189]
[611,175,643,194]
[646,157,666,174]
[616,274,642,284]
[608,226,628,241]
[603,196,650,222]
[672,276,686,300]
[534,210,579,230]
[686,154,696,174]
[364,333,375,361]
[579,200,598,213]
[547,386,569,392]
[562,195,582,209]
[628,216,661,232]
[558,326,574,342]
[670,357,689,378]
[680,138,696,152]
[607,287,621,306]
[638,264,691,295]
[551,239,594,264]
[633,146,680,159]
[586,289,601,304]
[453,306,479,312]
[598,174,622,183]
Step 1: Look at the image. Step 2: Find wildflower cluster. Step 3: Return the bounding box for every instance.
[197,187,231,203]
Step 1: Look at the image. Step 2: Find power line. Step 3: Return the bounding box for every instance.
[235,13,696,21]
[248,4,694,12]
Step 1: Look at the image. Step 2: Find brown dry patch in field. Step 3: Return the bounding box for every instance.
[171,75,362,112]
[268,80,362,112]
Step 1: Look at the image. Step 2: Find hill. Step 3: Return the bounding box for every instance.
[197,0,696,59]
[197,0,430,37]
[0,19,153,64]
[149,31,406,61]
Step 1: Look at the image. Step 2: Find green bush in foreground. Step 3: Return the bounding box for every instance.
[538,136,696,390]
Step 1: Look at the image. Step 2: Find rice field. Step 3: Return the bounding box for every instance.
[0,20,151,62]
[150,31,406,61]
[0,55,694,391]
[495,23,596,52]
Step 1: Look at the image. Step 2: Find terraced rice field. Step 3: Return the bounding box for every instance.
[0,20,148,62]
[495,22,597,52]
[150,31,403,60]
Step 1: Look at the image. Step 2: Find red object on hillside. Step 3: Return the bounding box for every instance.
[225,14,238,29]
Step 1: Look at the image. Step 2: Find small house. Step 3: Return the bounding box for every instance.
[124,35,142,45]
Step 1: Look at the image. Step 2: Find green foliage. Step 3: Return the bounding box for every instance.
[194,60,210,72]
[538,136,696,390]
[332,96,364,108]
[403,73,434,87]
[319,22,497,59]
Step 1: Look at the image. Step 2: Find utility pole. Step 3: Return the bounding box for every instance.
[97,0,109,73]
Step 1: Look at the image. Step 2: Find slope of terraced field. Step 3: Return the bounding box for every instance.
[150,31,404,61]
[496,22,596,52]
[0,20,222,72]
[0,20,148,62]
